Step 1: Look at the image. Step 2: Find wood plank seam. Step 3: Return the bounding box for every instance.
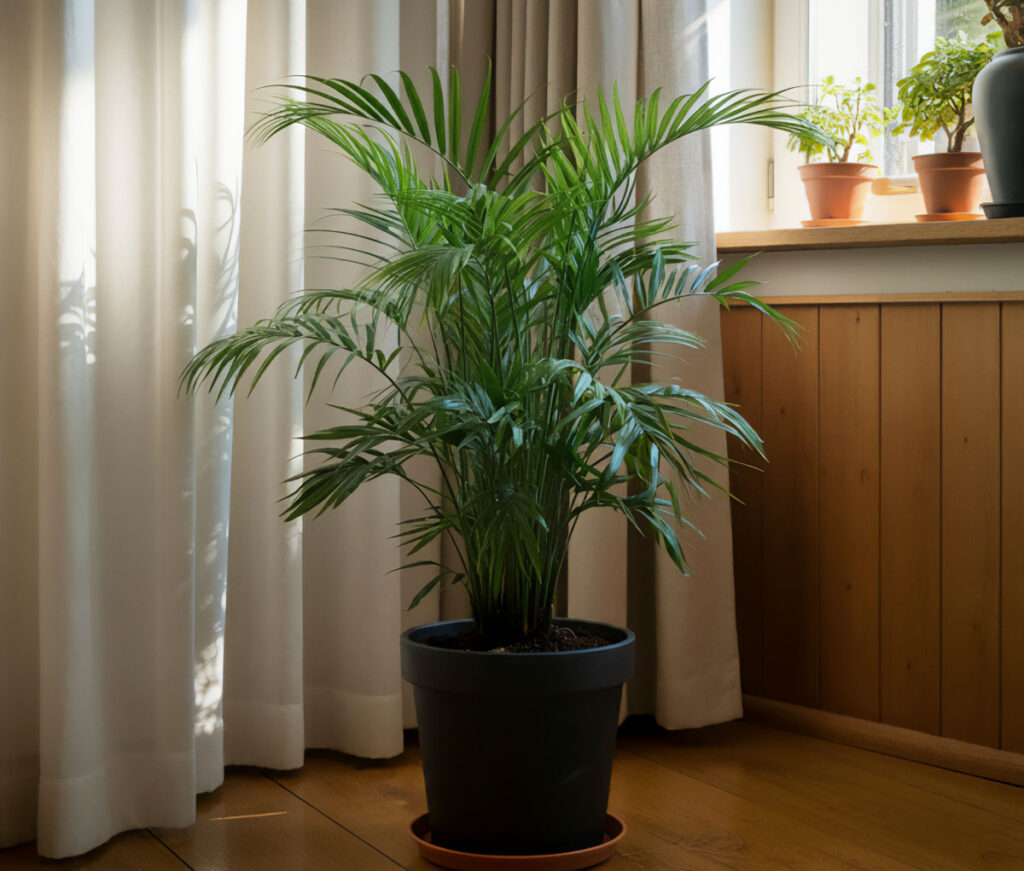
[999,302,1004,752]
[877,307,883,726]
[816,305,823,712]
[759,310,766,702]
[143,830,191,869]
[939,303,944,740]
[262,771,405,869]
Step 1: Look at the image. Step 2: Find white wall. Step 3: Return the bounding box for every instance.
[725,242,1024,296]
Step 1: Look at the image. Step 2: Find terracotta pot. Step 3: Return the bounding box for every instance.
[797,162,878,221]
[913,152,986,216]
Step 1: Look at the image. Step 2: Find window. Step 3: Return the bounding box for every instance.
[808,0,990,176]
[710,0,995,232]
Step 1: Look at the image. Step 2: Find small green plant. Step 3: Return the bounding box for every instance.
[787,76,896,164]
[895,33,999,152]
[982,0,1024,47]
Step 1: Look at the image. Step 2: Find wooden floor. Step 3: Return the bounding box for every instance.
[3,721,1023,869]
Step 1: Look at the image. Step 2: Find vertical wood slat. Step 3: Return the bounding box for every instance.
[721,307,765,696]
[879,305,942,734]
[941,303,1001,748]
[726,298,1015,751]
[761,306,820,708]
[1002,303,1024,753]
[819,306,880,720]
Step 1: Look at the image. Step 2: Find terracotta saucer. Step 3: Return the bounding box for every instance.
[915,212,984,222]
[800,219,869,228]
[409,814,626,870]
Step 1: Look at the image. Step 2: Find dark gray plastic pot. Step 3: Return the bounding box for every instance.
[400,618,635,856]
[974,46,1024,217]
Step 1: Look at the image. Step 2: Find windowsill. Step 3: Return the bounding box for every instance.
[716,217,1024,254]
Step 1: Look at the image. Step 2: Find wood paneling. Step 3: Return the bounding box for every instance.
[1002,303,1024,753]
[819,306,880,720]
[721,307,764,696]
[761,306,819,707]
[723,295,1020,755]
[941,304,1001,748]
[880,305,941,734]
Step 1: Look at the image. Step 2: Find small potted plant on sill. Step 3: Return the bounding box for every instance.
[787,76,896,227]
[183,67,826,866]
[973,0,1024,217]
[894,33,997,221]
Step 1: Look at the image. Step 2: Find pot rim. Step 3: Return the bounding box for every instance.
[401,618,637,695]
[798,161,878,170]
[401,617,636,659]
[993,45,1024,58]
[912,151,983,163]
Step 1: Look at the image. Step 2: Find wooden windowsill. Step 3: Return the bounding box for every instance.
[717,217,1024,254]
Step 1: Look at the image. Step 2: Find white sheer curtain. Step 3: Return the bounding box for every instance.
[3,0,249,856]
[0,0,738,859]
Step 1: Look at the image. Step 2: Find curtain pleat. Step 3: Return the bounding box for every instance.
[0,0,738,858]
[220,0,308,774]
[634,0,742,728]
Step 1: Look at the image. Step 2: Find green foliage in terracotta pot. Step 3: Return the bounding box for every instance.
[981,0,1024,47]
[786,76,896,164]
[182,68,829,643]
[894,33,999,152]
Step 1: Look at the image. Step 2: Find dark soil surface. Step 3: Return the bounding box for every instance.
[426,624,610,653]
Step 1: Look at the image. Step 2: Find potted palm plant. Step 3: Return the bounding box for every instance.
[182,68,826,864]
[974,0,1024,217]
[787,76,895,226]
[895,33,997,220]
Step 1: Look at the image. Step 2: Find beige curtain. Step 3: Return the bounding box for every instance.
[0,0,738,859]
[457,0,742,727]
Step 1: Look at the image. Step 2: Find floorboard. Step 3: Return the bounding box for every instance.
[151,768,401,871]
[621,722,1024,870]
[3,722,1021,869]
[0,831,181,870]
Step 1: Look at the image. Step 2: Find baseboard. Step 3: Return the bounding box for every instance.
[743,694,1024,788]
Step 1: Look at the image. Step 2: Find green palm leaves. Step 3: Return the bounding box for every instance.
[183,67,826,640]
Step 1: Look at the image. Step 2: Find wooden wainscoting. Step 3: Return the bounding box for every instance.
[722,295,1024,757]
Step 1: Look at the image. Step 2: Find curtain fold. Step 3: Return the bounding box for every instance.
[0,0,739,858]
[219,0,307,775]
[634,0,742,728]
